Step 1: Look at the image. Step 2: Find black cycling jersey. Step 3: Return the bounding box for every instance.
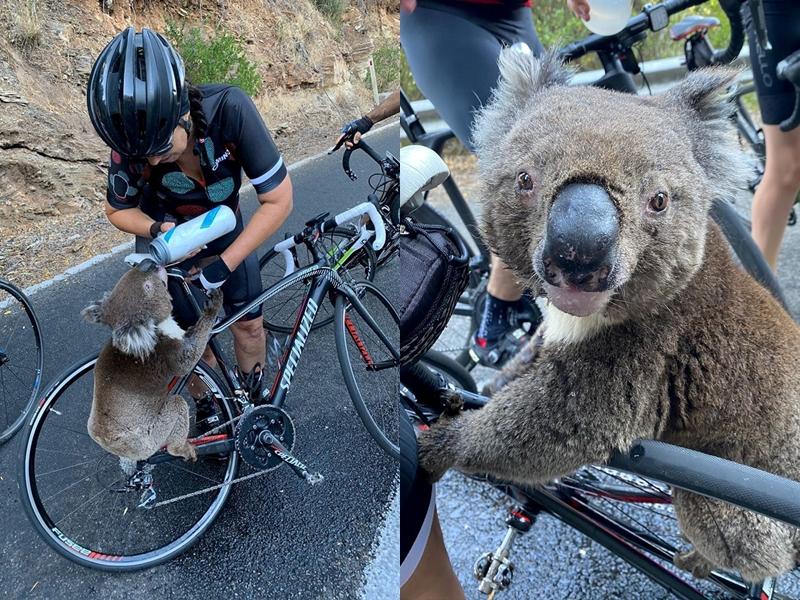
[106,83,287,217]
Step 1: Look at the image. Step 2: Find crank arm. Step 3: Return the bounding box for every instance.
[263,434,324,484]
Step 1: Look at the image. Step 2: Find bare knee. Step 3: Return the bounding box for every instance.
[231,318,265,350]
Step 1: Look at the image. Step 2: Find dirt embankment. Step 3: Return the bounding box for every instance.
[0,0,398,284]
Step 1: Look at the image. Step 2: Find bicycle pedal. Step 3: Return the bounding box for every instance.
[303,472,325,485]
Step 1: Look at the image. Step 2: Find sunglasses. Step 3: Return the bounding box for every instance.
[148,117,192,158]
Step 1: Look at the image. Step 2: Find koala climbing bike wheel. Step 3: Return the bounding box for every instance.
[335,281,400,460]
[259,226,376,334]
[18,355,239,571]
[0,279,43,445]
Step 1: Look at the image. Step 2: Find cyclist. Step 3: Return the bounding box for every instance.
[336,90,400,148]
[401,0,546,367]
[742,1,800,271]
[87,27,293,400]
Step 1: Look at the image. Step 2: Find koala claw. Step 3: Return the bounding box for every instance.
[204,289,224,314]
[441,389,464,416]
[674,548,713,579]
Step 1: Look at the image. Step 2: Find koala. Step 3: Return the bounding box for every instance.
[418,48,800,583]
[82,266,223,463]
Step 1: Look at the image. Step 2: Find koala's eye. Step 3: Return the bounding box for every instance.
[648,191,669,213]
[517,171,534,191]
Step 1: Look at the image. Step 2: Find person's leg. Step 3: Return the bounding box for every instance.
[745,0,800,270]
[750,124,800,270]
[401,509,465,600]
[230,316,266,373]
[403,3,544,364]
[221,249,267,399]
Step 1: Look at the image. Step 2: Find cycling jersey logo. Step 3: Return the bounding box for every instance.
[202,138,231,171]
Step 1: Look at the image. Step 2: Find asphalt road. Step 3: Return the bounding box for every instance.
[0,125,399,599]
[429,162,800,599]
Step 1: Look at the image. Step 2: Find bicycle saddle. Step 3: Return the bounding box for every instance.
[400,145,450,215]
[670,15,720,41]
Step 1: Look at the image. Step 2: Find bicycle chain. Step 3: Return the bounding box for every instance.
[150,406,263,509]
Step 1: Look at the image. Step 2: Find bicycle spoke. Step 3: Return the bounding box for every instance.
[164,460,223,486]
[37,457,104,478]
[54,474,124,527]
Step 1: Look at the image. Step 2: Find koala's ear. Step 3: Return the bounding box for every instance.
[659,67,748,197]
[81,292,110,324]
[111,318,157,360]
[472,47,569,152]
[660,67,739,124]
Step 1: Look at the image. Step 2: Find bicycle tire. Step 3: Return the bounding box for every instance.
[419,350,478,394]
[334,281,400,460]
[259,226,376,333]
[0,279,44,445]
[711,198,789,311]
[18,355,239,571]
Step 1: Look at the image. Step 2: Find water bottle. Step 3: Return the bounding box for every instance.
[149,205,237,265]
[584,0,633,36]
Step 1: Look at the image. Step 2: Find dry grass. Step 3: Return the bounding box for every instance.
[6,0,42,52]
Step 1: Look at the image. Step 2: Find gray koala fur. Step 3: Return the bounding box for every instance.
[82,267,223,463]
[418,48,800,582]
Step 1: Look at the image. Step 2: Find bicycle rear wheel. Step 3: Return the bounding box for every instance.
[334,281,399,460]
[18,355,238,571]
[0,279,43,444]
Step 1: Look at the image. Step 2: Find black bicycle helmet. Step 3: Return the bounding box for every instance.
[87,27,190,158]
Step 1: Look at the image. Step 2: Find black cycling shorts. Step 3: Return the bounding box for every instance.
[135,208,263,329]
[401,0,544,151]
[744,0,800,126]
[400,408,435,587]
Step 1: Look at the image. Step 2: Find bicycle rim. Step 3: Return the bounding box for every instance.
[0,279,43,444]
[334,282,399,460]
[19,356,238,571]
[259,227,376,333]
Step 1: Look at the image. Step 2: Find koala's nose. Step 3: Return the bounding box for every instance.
[542,183,619,292]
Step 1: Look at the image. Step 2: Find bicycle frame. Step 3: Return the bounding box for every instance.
[436,389,800,599]
[148,258,397,465]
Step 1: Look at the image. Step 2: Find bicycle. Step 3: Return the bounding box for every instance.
[17,201,399,571]
[0,278,44,444]
[401,0,790,369]
[257,136,399,334]
[403,354,800,599]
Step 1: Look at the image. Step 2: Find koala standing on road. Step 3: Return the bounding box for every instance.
[82,266,223,463]
[418,48,800,582]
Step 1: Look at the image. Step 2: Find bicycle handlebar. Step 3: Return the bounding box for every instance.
[272,201,386,277]
[560,0,742,66]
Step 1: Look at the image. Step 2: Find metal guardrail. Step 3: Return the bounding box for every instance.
[406,49,753,131]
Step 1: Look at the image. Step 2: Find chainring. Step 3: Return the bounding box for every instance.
[235,405,295,471]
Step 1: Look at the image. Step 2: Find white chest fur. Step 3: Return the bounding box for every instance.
[156,316,186,340]
[542,303,610,346]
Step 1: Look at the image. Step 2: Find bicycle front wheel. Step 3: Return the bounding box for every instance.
[0,279,44,444]
[335,282,400,460]
[18,355,239,571]
[259,227,376,333]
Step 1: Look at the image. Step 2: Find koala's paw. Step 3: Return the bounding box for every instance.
[440,389,464,416]
[168,440,197,463]
[204,289,224,315]
[674,548,713,579]
[417,419,458,483]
